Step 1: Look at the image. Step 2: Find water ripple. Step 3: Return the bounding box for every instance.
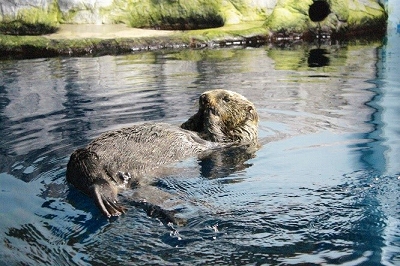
[1,40,400,265]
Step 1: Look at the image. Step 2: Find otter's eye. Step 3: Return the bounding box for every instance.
[222,96,230,103]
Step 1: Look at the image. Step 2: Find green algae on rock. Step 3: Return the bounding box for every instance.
[0,0,272,32]
[0,21,269,59]
[0,20,58,35]
[265,0,387,37]
[103,0,271,30]
[0,0,387,35]
[0,0,60,35]
[106,0,224,30]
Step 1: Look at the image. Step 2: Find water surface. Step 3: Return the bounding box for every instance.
[1,32,399,265]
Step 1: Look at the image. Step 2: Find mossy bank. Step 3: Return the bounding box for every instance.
[0,21,271,59]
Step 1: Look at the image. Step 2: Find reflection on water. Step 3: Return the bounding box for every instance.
[308,48,330,67]
[1,32,400,265]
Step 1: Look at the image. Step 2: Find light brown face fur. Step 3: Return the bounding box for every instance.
[181,89,258,143]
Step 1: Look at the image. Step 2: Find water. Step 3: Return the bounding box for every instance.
[1,31,400,265]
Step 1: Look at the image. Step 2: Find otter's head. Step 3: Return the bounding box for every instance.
[181,89,258,144]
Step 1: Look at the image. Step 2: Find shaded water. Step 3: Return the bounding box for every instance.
[1,31,400,265]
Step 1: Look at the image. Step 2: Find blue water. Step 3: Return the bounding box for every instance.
[0,30,399,265]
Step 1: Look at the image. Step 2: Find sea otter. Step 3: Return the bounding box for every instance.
[66,89,258,220]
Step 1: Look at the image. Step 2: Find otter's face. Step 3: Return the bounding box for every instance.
[197,89,258,143]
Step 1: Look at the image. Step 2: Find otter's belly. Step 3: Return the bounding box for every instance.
[86,123,218,178]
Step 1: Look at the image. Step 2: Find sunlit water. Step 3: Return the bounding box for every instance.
[1,30,400,265]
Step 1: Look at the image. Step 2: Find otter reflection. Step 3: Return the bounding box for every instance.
[199,144,257,180]
[66,89,259,224]
[308,48,330,67]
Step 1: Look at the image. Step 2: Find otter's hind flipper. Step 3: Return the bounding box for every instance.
[90,180,127,217]
[131,200,186,226]
[129,186,187,226]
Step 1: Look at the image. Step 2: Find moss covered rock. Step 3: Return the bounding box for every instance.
[0,0,60,35]
[103,0,273,29]
[107,0,224,30]
[0,20,58,35]
[0,0,273,33]
[0,0,387,35]
[265,0,387,35]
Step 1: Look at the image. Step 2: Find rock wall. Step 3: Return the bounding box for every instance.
[0,0,115,24]
[0,0,387,33]
[266,0,387,33]
[0,0,277,26]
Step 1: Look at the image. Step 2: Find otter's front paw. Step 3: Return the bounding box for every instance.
[90,181,127,218]
[117,171,131,185]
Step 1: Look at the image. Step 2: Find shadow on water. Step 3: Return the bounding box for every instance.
[1,30,400,264]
